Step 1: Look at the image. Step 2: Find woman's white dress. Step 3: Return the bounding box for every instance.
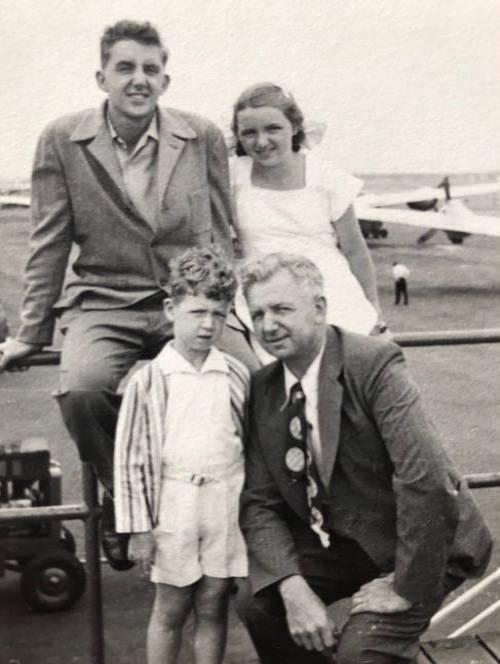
[231,153,377,335]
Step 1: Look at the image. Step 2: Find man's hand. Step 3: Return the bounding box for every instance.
[350,573,412,615]
[279,575,337,654]
[128,532,155,576]
[0,338,42,373]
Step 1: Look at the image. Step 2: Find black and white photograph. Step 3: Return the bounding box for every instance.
[1,1,499,662]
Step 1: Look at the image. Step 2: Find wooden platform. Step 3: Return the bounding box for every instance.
[419,633,500,663]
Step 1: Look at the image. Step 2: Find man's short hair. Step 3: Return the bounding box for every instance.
[240,253,324,298]
[100,20,169,67]
[168,246,237,304]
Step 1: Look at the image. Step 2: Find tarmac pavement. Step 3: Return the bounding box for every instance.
[0,564,260,664]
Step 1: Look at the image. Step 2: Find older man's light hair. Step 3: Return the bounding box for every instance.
[240,253,324,298]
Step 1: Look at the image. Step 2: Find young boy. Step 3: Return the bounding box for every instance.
[114,246,250,664]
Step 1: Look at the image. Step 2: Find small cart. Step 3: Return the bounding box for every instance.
[0,438,86,611]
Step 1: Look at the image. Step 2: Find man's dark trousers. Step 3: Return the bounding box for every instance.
[395,278,409,305]
[236,533,460,664]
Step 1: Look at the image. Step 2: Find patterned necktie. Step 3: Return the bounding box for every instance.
[286,382,330,548]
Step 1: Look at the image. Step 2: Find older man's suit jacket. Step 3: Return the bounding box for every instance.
[241,326,492,605]
[18,104,233,345]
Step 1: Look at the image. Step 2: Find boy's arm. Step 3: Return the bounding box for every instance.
[114,377,154,534]
[129,532,156,576]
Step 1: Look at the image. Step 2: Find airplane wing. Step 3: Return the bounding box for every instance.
[358,181,500,208]
[355,200,500,237]
[0,194,30,208]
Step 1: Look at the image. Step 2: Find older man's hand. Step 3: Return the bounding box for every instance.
[350,573,412,615]
[279,575,337,654]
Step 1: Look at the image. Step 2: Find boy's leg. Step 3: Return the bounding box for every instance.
[193,576,233,664]
[147,582,194,664]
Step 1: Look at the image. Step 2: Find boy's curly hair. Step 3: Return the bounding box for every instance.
[168,246,237,304]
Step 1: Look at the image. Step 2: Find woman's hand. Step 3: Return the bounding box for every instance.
[370,321,392,339]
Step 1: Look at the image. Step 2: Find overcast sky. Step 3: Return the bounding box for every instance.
[1,0,499,180]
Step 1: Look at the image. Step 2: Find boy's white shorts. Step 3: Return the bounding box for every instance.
[151,472,248,587]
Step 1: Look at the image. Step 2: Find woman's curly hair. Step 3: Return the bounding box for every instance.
[167,245,237,303]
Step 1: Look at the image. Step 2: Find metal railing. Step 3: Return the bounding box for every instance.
[0,464,104,663]
[1,326,500,663]
[398,329,500,637]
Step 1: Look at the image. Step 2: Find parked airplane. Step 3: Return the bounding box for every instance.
[356,177,500,242]
[2,177,499,243]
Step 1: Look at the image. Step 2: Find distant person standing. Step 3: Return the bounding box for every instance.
[392,261,410,305]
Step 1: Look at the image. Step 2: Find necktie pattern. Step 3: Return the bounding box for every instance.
[286,382,330,548]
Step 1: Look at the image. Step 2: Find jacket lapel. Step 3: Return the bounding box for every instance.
[156,108,197,212]
[261,364,310,522]
[70,105,128,201]
[317,327,344,487]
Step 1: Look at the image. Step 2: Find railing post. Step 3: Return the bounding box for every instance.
[82,463,105,664]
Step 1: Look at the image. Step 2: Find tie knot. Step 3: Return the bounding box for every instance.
[290,382,305,405]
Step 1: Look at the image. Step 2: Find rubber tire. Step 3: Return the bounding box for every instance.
[20,550,86,612]
[60,526,77,554]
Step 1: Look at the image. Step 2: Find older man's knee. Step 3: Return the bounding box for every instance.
[336,612,421,664]
[336,634,371,664]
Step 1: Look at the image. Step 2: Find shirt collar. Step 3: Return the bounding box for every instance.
[282,338,326,409]
[155,341,229,376]
[107,109,159,152]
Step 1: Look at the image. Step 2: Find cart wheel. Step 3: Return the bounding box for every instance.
[60,525,77,554]
[21,550,86,612]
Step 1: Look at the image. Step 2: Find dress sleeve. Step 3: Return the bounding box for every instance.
[229,156,252,189]
[321,160,364,222]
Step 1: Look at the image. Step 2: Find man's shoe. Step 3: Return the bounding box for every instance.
[100,493,135,571]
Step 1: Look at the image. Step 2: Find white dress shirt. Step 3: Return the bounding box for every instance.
[158,343,243,477]
[108,112,159,229]
[392,263,410,280]
[283,340,326,468]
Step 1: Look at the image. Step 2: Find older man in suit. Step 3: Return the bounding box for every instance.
[237,252,492,663]
[0,20,256,567]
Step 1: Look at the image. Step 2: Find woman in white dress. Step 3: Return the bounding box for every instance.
[230,83,386,347]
